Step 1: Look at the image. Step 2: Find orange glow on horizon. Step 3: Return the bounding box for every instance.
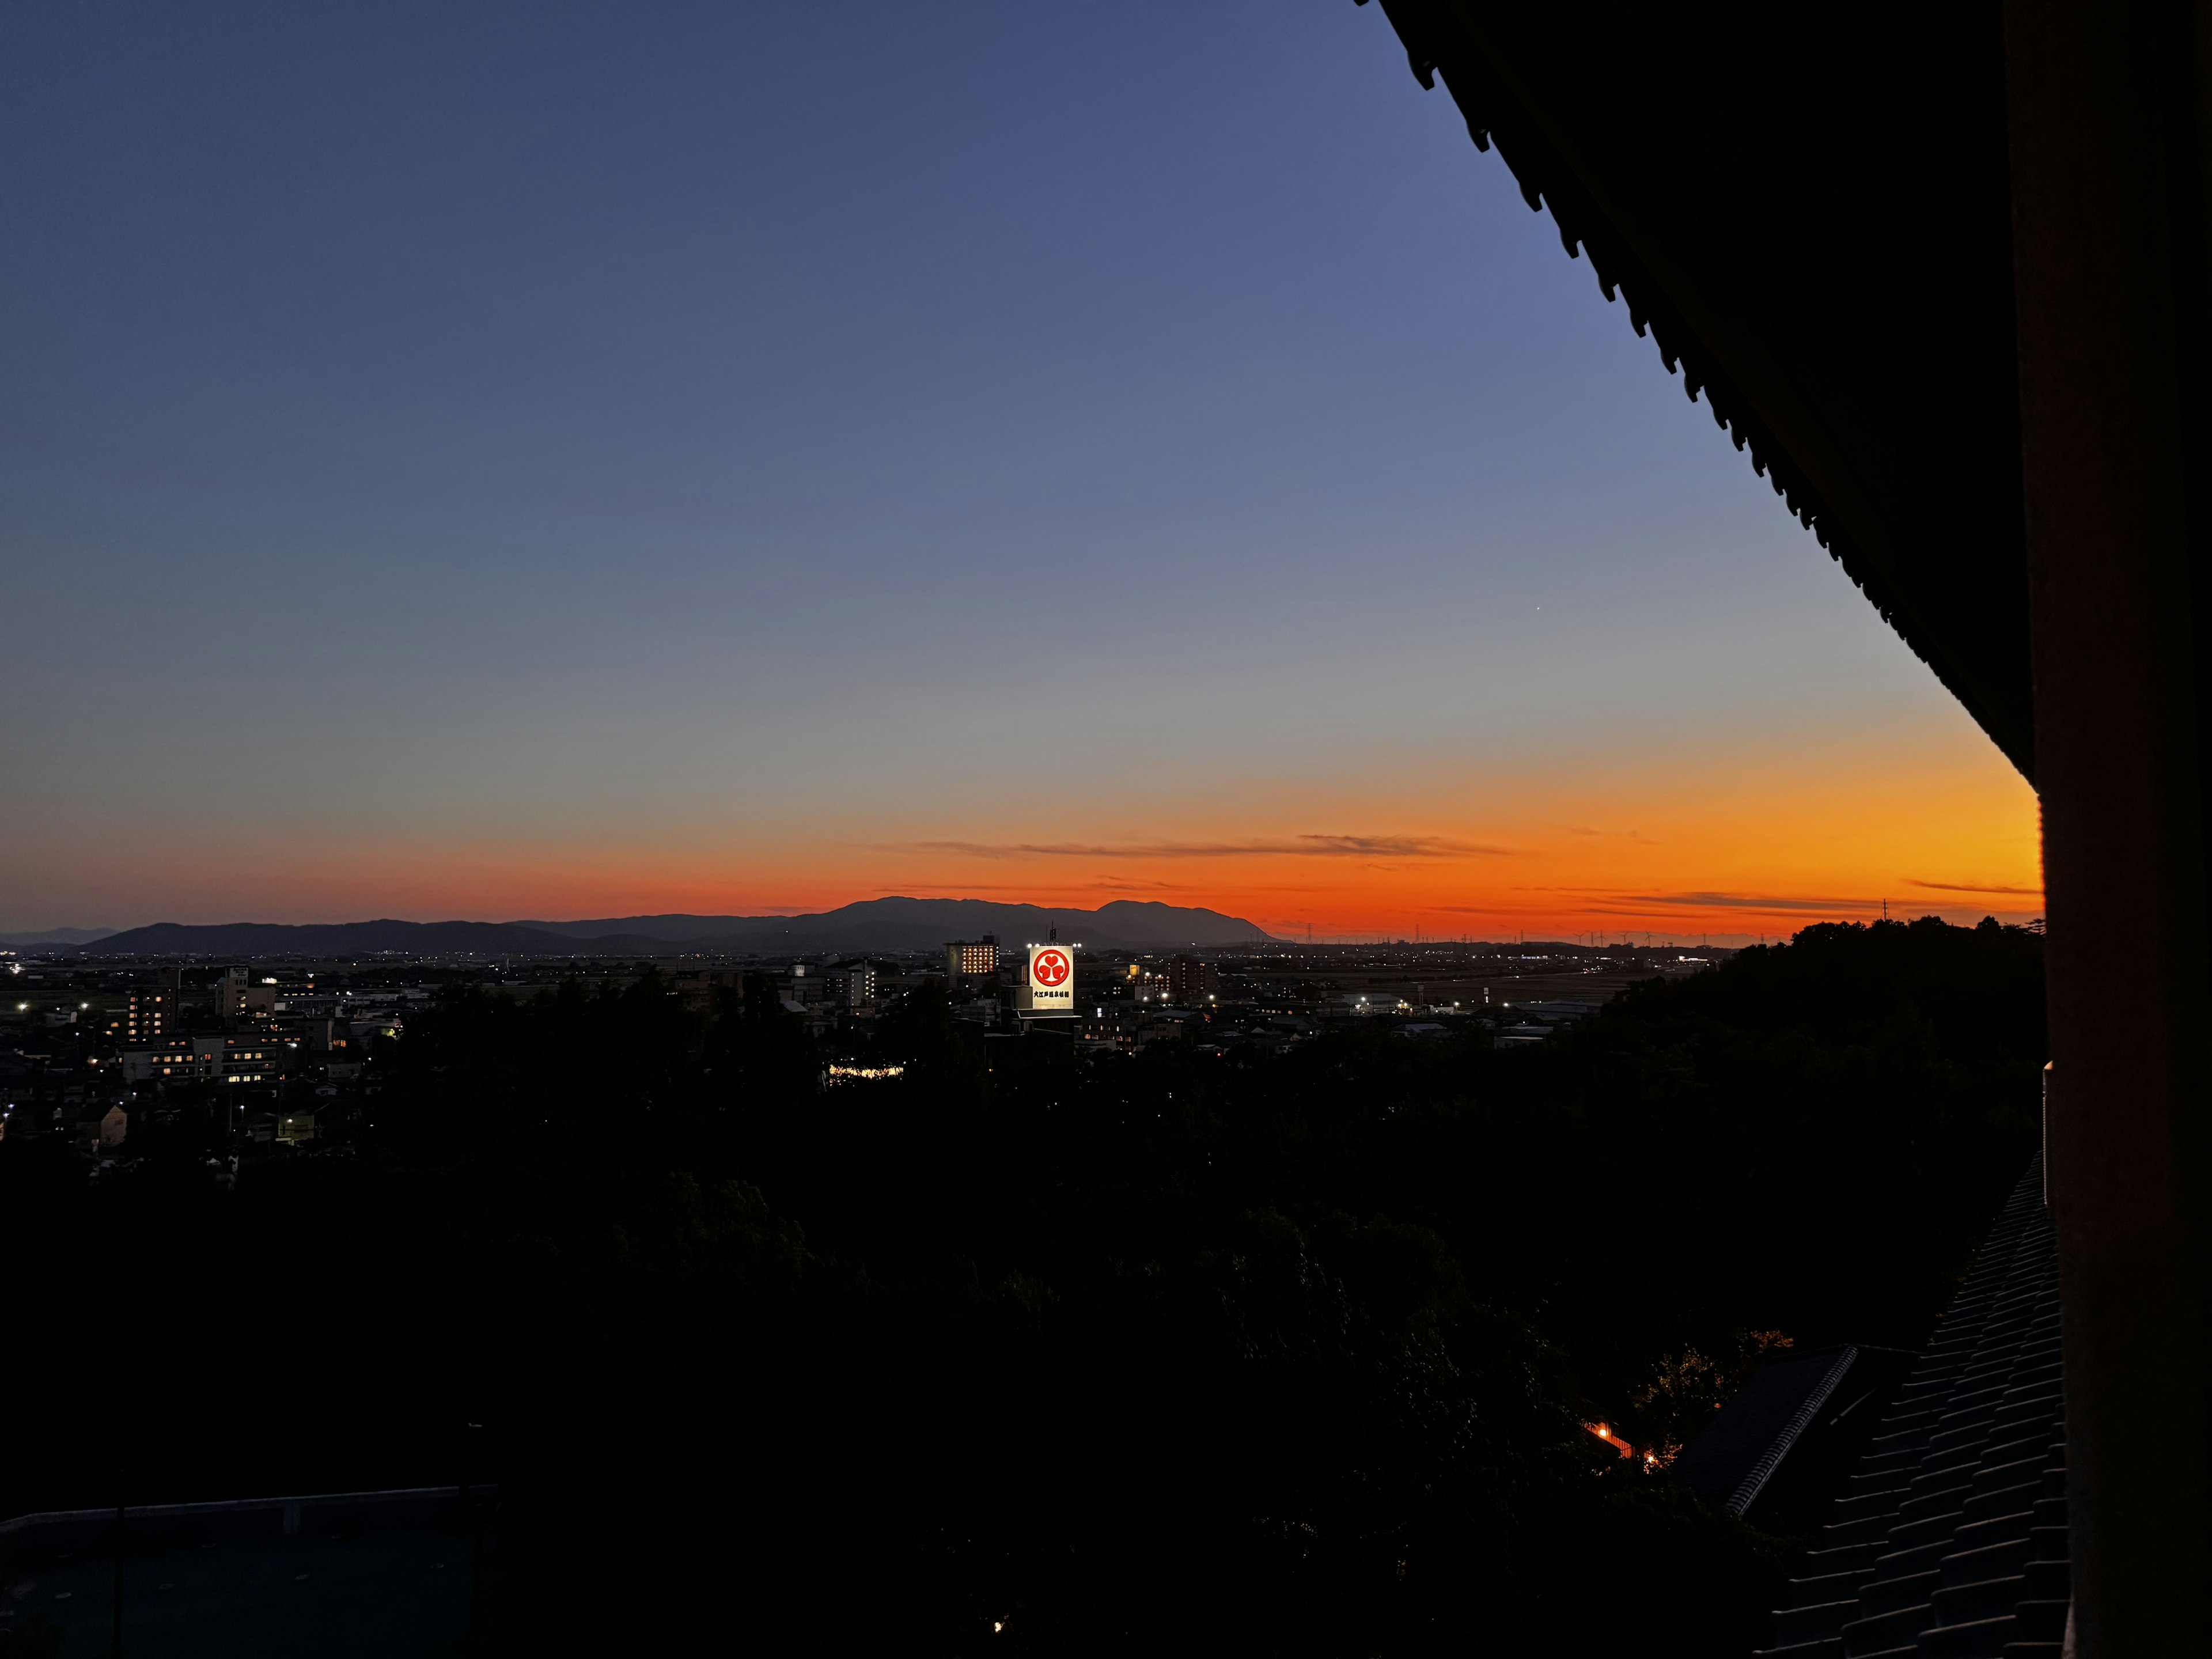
[19,711,2040,944]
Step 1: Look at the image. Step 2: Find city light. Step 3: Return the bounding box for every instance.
[1584,1422,1637,1459]
[825,1063,906,1085]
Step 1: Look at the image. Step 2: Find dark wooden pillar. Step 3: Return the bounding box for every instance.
[2006,1,2212,1650]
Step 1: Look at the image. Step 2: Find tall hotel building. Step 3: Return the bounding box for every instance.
[126,967,180,1042]
[944,935,998,982]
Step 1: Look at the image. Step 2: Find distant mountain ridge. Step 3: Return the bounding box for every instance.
[0,927,118,949]
[81,897,1274,958]
[517,898,1271,950]
[82,921,669,959]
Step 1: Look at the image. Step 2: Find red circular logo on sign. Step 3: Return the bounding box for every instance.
[1033,949,1070,986]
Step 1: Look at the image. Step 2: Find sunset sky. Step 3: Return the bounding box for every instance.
[0,1,2040,943]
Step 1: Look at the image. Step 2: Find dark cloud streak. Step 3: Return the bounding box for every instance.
[907,835,1513,861]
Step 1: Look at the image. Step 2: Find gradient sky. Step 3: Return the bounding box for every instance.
[0,1,2041,942]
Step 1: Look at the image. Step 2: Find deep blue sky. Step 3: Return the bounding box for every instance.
[0,2,2036,937]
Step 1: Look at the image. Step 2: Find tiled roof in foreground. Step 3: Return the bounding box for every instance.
[1758,1157,2067,1658]
[0,1486,497,1654]
[1677,1344,1877,1517]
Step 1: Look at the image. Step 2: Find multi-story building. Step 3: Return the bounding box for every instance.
[672,968,750,1012]
[945,935,998,982]
[1167,955,1220,1006]
[214,967,284,1019]
[832,960,878,1010]
[125,967,180,1043]
[121,1041,192,1085]
[1077,1005,1141,1051]
[120,1032,291,1087]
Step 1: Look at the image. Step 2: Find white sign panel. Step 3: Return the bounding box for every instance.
[1026,944,1075,1015]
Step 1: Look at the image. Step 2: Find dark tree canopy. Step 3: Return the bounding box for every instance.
[0,921,2041,1654]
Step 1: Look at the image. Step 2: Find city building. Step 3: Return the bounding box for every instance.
[1521,1000,1599,1024]
[125,967,179,1042]
[832,960,878,1010]
[120,1032,289,1086]
[672,968,749,1012]
[1166,955,1219,1006]
[293,1017,366,1058]
[218,965,250,1019]
[945,935,998,982]
[1492,1024,1554,1048]
[1076,1007,1135,1052]
[120,1040,194,1084]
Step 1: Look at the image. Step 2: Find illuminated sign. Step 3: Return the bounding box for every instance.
[1025,944,1075,1016]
